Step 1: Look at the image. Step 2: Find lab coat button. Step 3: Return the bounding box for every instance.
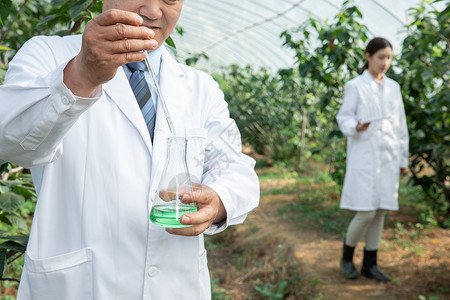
[62,96,70,105]
[147,266,159,277]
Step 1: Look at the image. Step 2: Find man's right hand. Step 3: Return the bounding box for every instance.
[63,9,158,97]
[356,121,370,132]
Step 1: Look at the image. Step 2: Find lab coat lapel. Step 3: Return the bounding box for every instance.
[103,67,153,155]
[362,70,378,95]
[382,79,392,117]
[382,78,391,102]
[150,48,186,194]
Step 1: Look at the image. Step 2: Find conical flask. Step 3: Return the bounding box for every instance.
[150,137,197,228]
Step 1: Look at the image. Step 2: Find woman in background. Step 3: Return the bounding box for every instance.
[336,37,409,282]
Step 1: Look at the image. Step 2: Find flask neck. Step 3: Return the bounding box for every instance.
[166,137,188,163]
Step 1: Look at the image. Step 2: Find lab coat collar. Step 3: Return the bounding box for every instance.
[102,45,184,157]
[362,69,389,96]
[362,69,386,85]
[361,70,391,109]
[103,65,154,154]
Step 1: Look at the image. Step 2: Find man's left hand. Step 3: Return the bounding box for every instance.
[166,183,226,236]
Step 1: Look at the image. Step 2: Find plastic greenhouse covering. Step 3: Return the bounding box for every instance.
[174,0,446,70]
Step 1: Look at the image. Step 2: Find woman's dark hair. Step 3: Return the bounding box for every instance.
[360,37,393,74]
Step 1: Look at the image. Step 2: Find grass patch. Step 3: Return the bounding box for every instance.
[259,162,350,234]
[256,167,299,181]
[261,184,298,197]
[206,224,302,299]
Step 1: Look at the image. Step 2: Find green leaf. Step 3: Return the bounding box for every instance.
[0,192,25,213]
[0,186,8,193]
[13,186,36,199]
[0,249,6,276]
[0,180,23,188]
[421,70,433,81]
[0,235,29,243]
[0,213,28,231]
[0,240,26,252]
[0,0,12,24]
[0,213,12,226]
[37,13,63,27]
[51,0,66,6]
[69,0,93,19]
[175,25,184,36]
[0,45,11,51]
[6,214,28,231]
[165,36,176,49]
[0,160,8,174]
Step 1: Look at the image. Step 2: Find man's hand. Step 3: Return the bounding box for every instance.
[166,183,227,236]
[63,9,158,97]
[356,121,370,132]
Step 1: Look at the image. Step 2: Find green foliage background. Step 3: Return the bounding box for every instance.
[0,0,448,287]
[216,0,449,227]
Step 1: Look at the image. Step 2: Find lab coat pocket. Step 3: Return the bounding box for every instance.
[185,128,208,182]
[24,248,93,300]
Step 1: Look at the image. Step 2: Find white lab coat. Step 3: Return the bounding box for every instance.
[0,35,259,299]
[336,70,409,211]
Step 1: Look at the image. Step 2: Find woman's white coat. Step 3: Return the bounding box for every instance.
[336,71,409,211]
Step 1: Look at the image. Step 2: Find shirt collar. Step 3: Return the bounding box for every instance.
[362,69,385,84]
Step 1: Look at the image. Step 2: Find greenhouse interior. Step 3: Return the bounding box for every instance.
[0,0,449,299]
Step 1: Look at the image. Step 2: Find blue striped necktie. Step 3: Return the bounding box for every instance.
[126,61,157,142]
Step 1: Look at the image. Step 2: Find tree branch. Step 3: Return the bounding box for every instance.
[0,0,30,44]
[70,0,97,34]
[1,166,24,181]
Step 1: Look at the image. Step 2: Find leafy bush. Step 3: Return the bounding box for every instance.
[280,0,369,183]
[215,65,313,162]
[390,2,449,227]
[0,161,35,280]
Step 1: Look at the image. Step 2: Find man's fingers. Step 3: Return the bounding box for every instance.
[101,24,155,41]
[181,208,212,225]
[108,39,158,53]
[166,223,209,237]
[94,9,143,27]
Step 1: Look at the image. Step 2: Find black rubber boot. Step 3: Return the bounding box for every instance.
[340,240,358,279]
[361,249,391,282]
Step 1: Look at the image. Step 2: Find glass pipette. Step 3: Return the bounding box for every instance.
[143,55,177,138]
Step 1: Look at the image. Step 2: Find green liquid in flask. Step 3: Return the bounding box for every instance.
[150,204,197,228]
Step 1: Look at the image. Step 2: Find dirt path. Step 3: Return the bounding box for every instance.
[208,177,450,299]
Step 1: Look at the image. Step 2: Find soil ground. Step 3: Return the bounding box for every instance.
[207,170,450,300]
[1,168,449,300]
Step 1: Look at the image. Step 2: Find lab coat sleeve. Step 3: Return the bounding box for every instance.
[0,36,99,168]
[201,82,260,235]
[397,87,409,168]
[336,82,359,136]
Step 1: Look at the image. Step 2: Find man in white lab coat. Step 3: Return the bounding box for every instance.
[0,0,259,299]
